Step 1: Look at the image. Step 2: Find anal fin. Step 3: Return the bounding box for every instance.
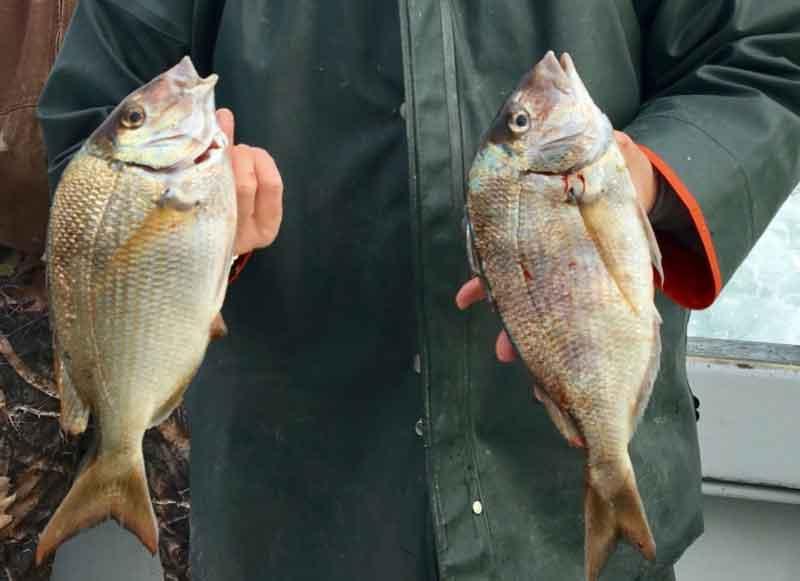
[534,385,585,448]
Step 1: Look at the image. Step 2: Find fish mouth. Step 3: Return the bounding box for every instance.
[193,131,226,166]
[167,129,227,172]
[125,130,227,175]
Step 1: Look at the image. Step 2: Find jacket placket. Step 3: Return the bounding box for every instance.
[399,1,497,578]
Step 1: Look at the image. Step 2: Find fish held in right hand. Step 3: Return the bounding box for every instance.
[465,51,662,581]
[39,56,236,564]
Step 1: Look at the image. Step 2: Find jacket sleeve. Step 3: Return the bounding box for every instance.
[625,0,800,309]
[37,0,222,191]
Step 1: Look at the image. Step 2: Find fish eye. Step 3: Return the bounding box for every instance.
[121,106,146,129]
[508,111,530,134]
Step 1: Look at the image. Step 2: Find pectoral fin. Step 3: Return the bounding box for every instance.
[157,186,202,211]
[578,195,661,317]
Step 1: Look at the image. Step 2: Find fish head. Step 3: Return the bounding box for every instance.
[473,51,612,178]
[86,56,226,171]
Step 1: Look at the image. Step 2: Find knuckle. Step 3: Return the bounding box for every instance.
[252,147,272,163]
[269,173,284,196]
[254,149,283,185]
[236,174,258,197]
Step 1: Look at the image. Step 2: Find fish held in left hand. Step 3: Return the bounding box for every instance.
[466,51,663,581]
[38,56,236,564]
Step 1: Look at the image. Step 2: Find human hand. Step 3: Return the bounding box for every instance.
[216,109,283,256]
[456,278,517,362]
[614,130,657,214]
[455,130,657,363]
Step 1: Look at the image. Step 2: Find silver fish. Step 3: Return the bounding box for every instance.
[466,51,663,581]
[39,56,236,563]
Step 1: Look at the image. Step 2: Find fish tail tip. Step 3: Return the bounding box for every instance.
[584,463,656,578]
[36,448,158,564]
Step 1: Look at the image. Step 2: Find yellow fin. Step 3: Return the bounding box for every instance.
[584,459,655,581]
[36,443,158,564]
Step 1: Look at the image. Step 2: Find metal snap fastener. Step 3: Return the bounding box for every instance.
[415,418,424,437]
[413,353,421,374]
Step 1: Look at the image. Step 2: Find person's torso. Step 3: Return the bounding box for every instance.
[188,2,702,580]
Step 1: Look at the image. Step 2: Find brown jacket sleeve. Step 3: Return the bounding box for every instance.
[0,0,76,253]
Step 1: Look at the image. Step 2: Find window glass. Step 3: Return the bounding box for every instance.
[688,186,800,345]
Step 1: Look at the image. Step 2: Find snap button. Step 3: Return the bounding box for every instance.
[415,418,424,437]
[472,500,483,515]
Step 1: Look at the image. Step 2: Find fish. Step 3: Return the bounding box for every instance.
[38,56,236,564]
[465,51,663,581]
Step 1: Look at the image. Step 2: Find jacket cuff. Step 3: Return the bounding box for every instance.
[637,144,722,310]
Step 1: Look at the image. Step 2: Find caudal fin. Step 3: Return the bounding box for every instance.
[36,446,158,565]
[584,460,655,581]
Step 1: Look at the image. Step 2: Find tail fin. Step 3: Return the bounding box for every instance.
[35,445,158,565]
[584,460,655,581]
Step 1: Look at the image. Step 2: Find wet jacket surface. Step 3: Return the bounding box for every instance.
[38,1,800,579]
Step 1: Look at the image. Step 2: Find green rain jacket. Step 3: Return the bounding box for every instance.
[38,1,800,580]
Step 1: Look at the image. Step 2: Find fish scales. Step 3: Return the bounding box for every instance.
[38,57,236,564]
[466,52,662,581]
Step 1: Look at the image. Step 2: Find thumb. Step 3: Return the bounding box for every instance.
[216,108,235,146]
